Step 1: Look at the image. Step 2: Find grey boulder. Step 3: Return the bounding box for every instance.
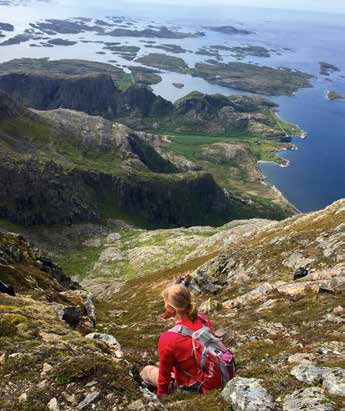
[222,377,275,410]
[283,387,334,411]
[291,365,345,396]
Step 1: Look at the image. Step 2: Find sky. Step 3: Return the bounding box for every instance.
[119,0,345,14]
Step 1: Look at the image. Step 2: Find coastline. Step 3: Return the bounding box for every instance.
[259,171,301,214]
[256,140,302,213]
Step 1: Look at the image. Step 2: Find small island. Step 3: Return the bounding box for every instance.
[228,46,271,58]
[172,82,184,89]
[320,62,340,76]
[195,47,221,59]
[30,18,105,35]
[106,26,204,39]
[136,53,190,73]
[192,61,313,96]
[47,38,77,46]
[0,33,32,46]
[206,25,253,35]
[145,43,188,54]
[0,22,14,32]
[326,90,345,100]
[103,44,140,61]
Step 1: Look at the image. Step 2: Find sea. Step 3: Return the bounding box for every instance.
[0,0,344,213]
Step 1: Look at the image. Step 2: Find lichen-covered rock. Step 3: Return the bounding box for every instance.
[85,332,123,358]
[287,352,316,365]
[223,282,274,308]
[199,298,220,314]
[105,232,122,244]
[128,399,145,410]
[291,365,345,396]
[77,391,100,410]
[283,387,334,411]
[221,377,275,410]
[47,397,59,411]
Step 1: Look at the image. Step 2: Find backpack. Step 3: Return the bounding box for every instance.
[169,316,235,393]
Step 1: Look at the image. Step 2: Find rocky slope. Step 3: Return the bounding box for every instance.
[0,232,163,411]
[90,199,344,410]
[0,198,344,410]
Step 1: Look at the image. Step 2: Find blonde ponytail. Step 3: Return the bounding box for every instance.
[188,301,198,322]
[162,284,198,322]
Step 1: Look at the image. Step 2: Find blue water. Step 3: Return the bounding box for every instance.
[0,1,344,212]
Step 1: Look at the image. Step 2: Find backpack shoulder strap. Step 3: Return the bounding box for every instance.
[168,324,193,337]
[197,313,209,326]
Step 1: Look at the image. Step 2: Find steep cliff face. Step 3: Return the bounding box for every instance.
[88,171,234,228]
[0,90,28,119]
[0,70,171,120]
[117,86,173,118]
[0,156,235,227]
[0,160,98,225]
[0,72,119,117]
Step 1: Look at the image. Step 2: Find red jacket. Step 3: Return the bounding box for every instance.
[157,312,213,397]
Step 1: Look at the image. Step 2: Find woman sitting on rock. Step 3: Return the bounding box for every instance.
[140,280,235,398]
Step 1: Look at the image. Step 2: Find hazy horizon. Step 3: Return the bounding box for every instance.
[108,0,345,15]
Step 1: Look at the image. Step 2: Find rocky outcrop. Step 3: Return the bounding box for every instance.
[283,387,334,411]
[116,86,172,119]
[222,377,275,410]
[291,365,345,396]
[192,199,345,290]
[148,91,298,139]
[0,231,78,292]
[85,333,123,358]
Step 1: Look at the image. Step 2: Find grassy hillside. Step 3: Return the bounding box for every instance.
[92,199,345,410]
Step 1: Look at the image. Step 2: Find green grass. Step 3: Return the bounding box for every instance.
[161,131,292,201]
[165,131,287,164]
[54,247,102,279]
[115,73,136,91]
